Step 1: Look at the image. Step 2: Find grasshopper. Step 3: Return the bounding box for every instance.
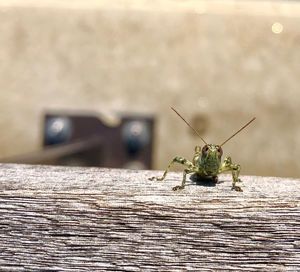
[149,107,255,192]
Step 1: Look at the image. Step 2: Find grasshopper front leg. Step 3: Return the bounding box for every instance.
[219,156,242,192]
[149,156,195,191]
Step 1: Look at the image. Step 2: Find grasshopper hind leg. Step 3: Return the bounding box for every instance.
[219,156,242,192]
[149,156,195,191]
[231,164,242,192]
[172,168,193,191]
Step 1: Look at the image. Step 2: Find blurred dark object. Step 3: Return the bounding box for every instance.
[3,112,155,169]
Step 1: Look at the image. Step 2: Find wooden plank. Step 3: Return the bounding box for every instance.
[0,163,299,271]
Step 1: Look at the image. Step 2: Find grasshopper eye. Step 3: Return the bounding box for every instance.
[217,146,223,156]
[202,145,209,154]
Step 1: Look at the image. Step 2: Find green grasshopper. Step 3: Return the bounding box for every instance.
[150,107,255,192]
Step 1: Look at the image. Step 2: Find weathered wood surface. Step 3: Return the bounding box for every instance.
[0,163,299,271]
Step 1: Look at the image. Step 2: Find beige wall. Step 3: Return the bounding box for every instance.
[0,0,300,177]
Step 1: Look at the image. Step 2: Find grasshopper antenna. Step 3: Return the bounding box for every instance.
[171,107,208,145]
[220,117,256,147]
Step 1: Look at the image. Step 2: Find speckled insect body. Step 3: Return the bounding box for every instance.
[150,108,255,192]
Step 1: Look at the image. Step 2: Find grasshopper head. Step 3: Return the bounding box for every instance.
[200,144,223,175]
[202,144,223,160]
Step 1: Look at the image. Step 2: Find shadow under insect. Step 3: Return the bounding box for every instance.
[188,173,224,188]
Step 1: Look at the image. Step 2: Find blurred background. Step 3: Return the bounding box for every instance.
[0,0,299,178]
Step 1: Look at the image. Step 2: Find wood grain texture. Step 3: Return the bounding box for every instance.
[0,163,299,271]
